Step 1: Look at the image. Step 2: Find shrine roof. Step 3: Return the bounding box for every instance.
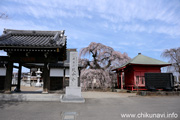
[113,53,171,71]
[0,29,66,48]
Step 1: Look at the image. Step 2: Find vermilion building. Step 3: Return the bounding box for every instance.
[113,53,171,91]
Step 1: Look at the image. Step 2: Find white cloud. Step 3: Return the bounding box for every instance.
[3,0,93,19]
[1,0,180,36]
[7,0,180,23]
[152,49,165,52]
[119,42,131,46]
[1,0,179,67]
[102,23,180,36]
[0,19,50,34]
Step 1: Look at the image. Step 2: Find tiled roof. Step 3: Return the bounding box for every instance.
[113,53,171,71]
[0,29,66,48]
[127,53,170,65]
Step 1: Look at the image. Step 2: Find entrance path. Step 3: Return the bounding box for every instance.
[20,85,42,91]
[82,91,137,98]
[0,95,180,120]
[0,91,136,101]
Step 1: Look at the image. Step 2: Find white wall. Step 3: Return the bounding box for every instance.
[50,68,63,77]
[65,68,69,77]
[50,68,79,77]
[0,68,6,76]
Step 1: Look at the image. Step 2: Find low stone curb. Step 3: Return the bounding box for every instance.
[137,91,180,96]
[0,93,61,101]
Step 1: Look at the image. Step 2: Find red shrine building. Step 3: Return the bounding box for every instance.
[113,53,171,91]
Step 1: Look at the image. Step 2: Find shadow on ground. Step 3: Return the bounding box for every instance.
[0,101,22,109]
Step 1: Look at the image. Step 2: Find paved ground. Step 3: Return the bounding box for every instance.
[12,85,43,92]
[82,91,136,98]
[0,91,137,101]
[0,92,180,120]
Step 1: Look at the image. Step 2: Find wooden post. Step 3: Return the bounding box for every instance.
[43,63,50,93]
[63,67,66,89]
[16,63,22,92]
[4,61,13,93]
[116,70,120,89]
[120,72,123,89]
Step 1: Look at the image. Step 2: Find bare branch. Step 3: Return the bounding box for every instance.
[161,47,180,74]
[0,12,8,19]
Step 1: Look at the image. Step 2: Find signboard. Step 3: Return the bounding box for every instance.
[145,73,174,90]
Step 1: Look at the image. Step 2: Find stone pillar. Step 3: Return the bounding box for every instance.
[60,52,85,103]
[16,63,22,92]
[43,63,50,93]
[4,61,13,93]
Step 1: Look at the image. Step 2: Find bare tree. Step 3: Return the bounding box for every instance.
[79,42,131,90]
[0,12,8,19]
[161,47,180,74]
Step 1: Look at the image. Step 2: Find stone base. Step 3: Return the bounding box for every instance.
[14,88,21,92]
[4,90,11,94]
[25,84,31,87]
[66,87,82,97]
[60,95,85,103]
[35,82,41,87]
[22,80,31,87]
[138,91,180,96]
[60,87,85,103]
[42,91,48,94]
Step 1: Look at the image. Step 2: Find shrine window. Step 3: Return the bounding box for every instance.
[136,76,139,85]
[142,76,145,84]
[136,76,145,85]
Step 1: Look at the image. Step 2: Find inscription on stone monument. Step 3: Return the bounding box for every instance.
[69,52,78,87]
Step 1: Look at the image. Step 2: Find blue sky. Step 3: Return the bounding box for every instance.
[0,0,180,65]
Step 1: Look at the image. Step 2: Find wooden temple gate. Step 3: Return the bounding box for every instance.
[0,29,67,93]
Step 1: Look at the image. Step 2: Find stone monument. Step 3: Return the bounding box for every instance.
[60,52,85,103]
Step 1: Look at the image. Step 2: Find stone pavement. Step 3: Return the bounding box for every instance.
[19,85,43,91]
[0,91,136,101]
[11,85,43,92]
[0,87,180,120]
[0,93,61,101]
[0,95,180,120]
[82,91,137,98]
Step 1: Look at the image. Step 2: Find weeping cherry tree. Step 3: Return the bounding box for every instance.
[79,42,131,90]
